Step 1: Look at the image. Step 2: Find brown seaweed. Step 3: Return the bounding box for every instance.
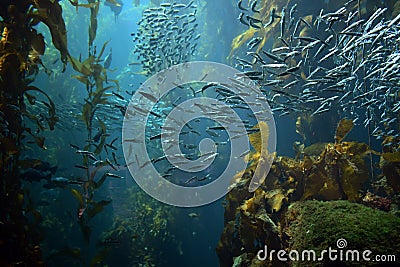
[334,118,354,144]
[218,113,400,265]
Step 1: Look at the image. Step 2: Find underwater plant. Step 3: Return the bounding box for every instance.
[0,0,72,265]
[101,188,177,266]
[218,117,400,266]
[56,2,123,265]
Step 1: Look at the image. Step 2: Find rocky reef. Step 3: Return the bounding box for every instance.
[217,119,400,266]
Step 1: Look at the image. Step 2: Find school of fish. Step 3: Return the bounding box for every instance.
[234,0,399,140]
[132,1,199,76]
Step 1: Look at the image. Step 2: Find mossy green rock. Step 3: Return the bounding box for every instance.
[285,201,400,266]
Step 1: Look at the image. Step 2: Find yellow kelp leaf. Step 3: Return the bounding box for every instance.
[89,2,100,47]
[97,40,110,61]
[94,119,107,155]
[249,121,269,155]
[265,189,286,212]
[32,0,69,67]
[24,85,58,130]
[93,64,105,89]
[335,118,354,144]
[299,15,313,37]
[109,79,120,90]
[92,86,113,106]
[340,141,370,157]
[340,157,368,201]
[393,1,400,17]
[87,200,112,219]
[302,155,313,172]
[72,75,89,84]
[302,172,342,200]
[247,121,274,192]
[30,30,45,55]
[82,55,95,70]
[68,56,91,76]
[228,27,257,60]
[82,102,91,129]
[70,188,84,207]
[304,143,327,156]
[295,116,306,141]
[382,151,400,162]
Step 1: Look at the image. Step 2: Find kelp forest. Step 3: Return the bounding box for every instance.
[0,0,399,267]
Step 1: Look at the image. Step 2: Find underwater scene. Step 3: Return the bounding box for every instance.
[0,0,400,266]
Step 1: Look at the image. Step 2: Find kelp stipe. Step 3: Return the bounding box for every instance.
[0,0,70,265]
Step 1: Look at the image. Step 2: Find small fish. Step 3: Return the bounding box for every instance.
[111,152,118,165]
[105,143,117,150]
[247,37,262,49]
[139,91,158,103]
[251,0,260,13]
[109,137,118,147]
[208,126,225,130]
[262,63,287,69]
[184,176,198,184]
[238,12,249,26]
[195,82,219,94]
[76,150,94,155]
[206,129,220,137]
[150,133,162,140]
[105,172,124,179]
[289,4,298,18]
[197,174,211,182]
[153,155,167,164]
[188,212,200,218]
[201,152,219,163]
[92,128,103,143]
[70,143,80,150]
[106,158,117,171]
[112,91,125,100]
[280,7,286,38]
[264,8,280,27]
[237,0,248,11]
[74,164,88,170]
[262,50,285,62]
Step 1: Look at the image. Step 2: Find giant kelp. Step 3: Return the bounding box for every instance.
[0,0,72,265]
[56,2,121,265]
[1,0,124,265]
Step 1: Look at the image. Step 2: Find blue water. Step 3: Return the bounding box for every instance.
[23,0,390,266]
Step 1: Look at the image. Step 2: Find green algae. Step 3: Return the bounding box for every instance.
[285,201,400,266]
